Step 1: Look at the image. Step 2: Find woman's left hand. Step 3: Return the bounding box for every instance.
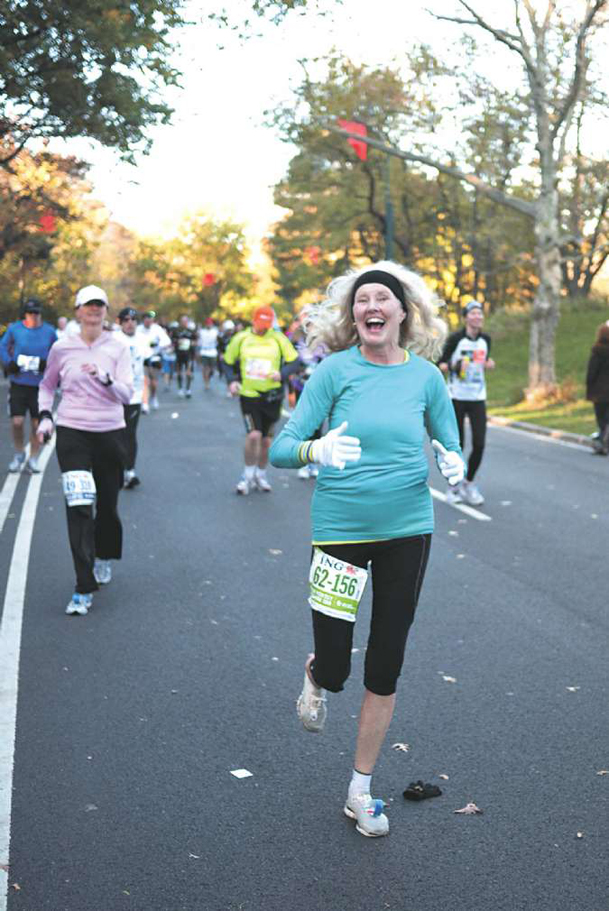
[81,363,99,377]
[432,440,465,486]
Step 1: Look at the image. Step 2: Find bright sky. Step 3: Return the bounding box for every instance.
[63,0,469,249]
[60,0,604,255]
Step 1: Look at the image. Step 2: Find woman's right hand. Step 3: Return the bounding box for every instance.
[310,421,361,470]
[229,381,241,396]
[36,417,54,443]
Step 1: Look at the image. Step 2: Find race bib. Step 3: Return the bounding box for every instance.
[17,354,40,373]
[245,357,273,380]
[472,348,486,363]
[308,548,368,623]
[178,338,191,351]
[62,470,96,507]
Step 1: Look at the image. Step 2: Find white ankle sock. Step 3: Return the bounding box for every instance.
[244,465,256,481]
[349,769,372,798]
[256,467,267,478]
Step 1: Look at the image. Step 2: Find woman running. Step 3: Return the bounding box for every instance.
[37,285,133,615]
[270,262,463,837]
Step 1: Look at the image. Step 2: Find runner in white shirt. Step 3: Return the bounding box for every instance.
[135,310,171,412]
[198,318,219,391]
[118,307,148,487]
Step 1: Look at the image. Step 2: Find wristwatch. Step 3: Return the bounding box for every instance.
[100,372,113,386]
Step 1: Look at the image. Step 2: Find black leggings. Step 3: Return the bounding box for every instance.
[123,404,141,470]
[452,399,487,482]
[310,535,431,697]
[56,426,126,594]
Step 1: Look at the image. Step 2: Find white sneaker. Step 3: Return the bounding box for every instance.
[296,668,327,733]
[298,465,310,479]
[254,472,272,492]
[308,464,319,478]
[141,402,150,415]
[93,558,112,585]
[344,793,389,837]
[8,452,26,473]
[462,481,484,506]
[236,477,251,495]
[65,593,92,616]
[185,389,192,399]
[445,482,463,505]
[178,388,185,398]
[26,456,41,474]
[151,396,159,410]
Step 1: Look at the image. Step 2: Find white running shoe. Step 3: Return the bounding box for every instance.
[26,456,41,474]
[8,452,26,473]
[178,388,185,398]
[93,559,112,585]
[344,793,389,837]
[254,472,272,492]
[445,482,463,505]
[236,477,251,495]
[308,464,319,478]
[461,481,484,506]
[296,668,327,733]
[141,403,150,415]
[185,389,192,399]
[298,465,310,479]
[151,396,159,410]
[65,593,93,616]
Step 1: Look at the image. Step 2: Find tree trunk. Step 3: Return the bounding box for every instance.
[527,179,562,400]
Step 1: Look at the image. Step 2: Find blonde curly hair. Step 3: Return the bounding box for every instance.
[304,261,448,361]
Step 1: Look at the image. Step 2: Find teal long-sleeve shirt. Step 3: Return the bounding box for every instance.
[269,345,462,544]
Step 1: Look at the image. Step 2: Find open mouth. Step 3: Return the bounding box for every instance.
[365,317,385,333]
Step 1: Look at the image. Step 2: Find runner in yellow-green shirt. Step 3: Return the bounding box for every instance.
[224,306,300,493]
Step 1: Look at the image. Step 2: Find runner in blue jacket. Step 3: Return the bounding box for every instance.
[0,298,57,473]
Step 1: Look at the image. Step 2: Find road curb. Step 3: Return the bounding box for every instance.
[489,415,594,448]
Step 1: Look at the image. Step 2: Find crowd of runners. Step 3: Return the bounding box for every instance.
[0,265,505,839]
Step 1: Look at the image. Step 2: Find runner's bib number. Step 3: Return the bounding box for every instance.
[17,354,40,372]
[62,471,96,507]
[245,357,273,380]
[178,338,191,351]
[308,548,368,623]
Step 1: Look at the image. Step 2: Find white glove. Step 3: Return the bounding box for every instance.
[432,440,465,486]
[310,421,361,470]
[37,417,54,443]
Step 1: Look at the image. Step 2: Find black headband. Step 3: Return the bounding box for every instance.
[350,270,407,312]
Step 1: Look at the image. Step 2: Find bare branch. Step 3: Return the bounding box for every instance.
[552,0,608,140]
[321,121,536,218]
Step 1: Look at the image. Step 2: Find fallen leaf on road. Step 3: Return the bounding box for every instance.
[597,770,608,776]
[566,686,580,692]
[576,831,584,839]
[11,884,20,891]
[189,853,200,859]
[84,804,98,812]
[448,530,459,537]
[269,549,283,556]
[442,675,457,684]
[438,774,449,780]
[392,742,410,752]
[454,802,483,815]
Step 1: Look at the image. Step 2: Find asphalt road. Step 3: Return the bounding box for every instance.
[1,372,608,911]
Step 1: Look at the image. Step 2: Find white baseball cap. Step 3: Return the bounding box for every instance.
[75,285,109,308]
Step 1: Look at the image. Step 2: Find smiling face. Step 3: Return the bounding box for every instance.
[78,300,107,330]
[465,306,484,336]
[352,282,406,352]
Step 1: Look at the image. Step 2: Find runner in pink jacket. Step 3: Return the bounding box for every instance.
[37,285,133,616]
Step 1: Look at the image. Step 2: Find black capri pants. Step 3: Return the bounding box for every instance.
[123,403,141,471]
[56,426,126,594]
[451,399,487,482]
[310,534,431,697]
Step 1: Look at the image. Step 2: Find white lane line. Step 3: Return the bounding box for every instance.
[430,487,492,522]
[0,439,55,908]
[0,446,31,537]
[489,423,591,452]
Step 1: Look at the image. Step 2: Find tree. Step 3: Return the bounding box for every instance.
[268,55,536,314]
[332,1,608,398]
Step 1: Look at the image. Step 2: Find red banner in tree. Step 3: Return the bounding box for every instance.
[337,120,368,161]
[203,273,215,286]
[39,213,57,233]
